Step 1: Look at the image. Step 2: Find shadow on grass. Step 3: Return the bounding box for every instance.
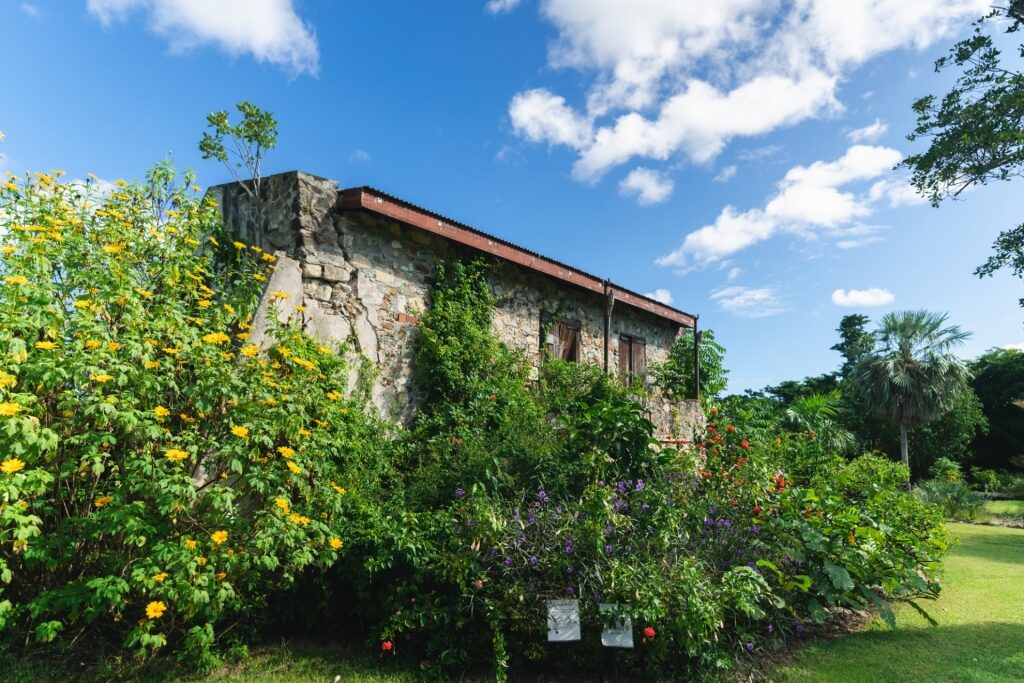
[782,621,1024,682]
[947,525,1024,566]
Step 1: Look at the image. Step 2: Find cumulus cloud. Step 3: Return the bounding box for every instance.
[644,288,674,305]
[86,0,319,76]
[847,119,888,143]
[831,287,895,306]
[619,167,673,204]
[710,285,788,318]
[508,1,984,182]
[656,145,905,269]
[486,0,522,14]
[868,178,926,207]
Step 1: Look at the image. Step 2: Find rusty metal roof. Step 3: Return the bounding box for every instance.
[338,185,697,328]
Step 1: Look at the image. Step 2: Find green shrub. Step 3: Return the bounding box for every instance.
[0,167,385,665]
[915,479,985,520]
[928,457,963,482]
[969,467,1000,492]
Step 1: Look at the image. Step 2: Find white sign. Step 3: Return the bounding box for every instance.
[547,599,581,642]
[599,603,634,648]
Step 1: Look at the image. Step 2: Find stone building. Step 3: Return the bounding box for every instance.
[212,171,703,437]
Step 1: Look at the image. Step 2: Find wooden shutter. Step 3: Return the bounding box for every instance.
[618,335,631,381]
[631,337,646,380]
[559,323,578,361]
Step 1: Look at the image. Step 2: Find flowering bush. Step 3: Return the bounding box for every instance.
[0,166,381,665]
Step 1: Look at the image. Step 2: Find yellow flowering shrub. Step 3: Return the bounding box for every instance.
[0,164,382,664]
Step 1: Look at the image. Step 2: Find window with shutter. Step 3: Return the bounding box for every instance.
[541,315,581,362]
[619,334,646,383]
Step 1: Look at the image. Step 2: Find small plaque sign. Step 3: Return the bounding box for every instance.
[546,599,581,642]
[599,603,634,648]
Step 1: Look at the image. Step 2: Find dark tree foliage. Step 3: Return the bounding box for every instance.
[831,314,874,378]
[900,3,1024,311]
[764,373,839,406]
[651,328,727,402]
[969,348,1024,469]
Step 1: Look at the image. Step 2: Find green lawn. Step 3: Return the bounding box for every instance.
[777,522,1024,683]
[982,499,1024,517]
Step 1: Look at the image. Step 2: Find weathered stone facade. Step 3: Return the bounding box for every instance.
[212,171,703,437]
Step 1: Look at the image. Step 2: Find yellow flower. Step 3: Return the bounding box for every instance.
[240,345,259,357]
[91,374,114,383]
[253,273,267,282]
[196,556,207,566]
[144,360,160,369]
[162,346,180,355]
[292,357,315,371]
[202,332,230,345]
[299,428,312,437]
[107,341,121,351]
[286,461,302,475]
[289,513,310,526]
[103,243,127,254]
[164,448,190,462]
[294,305,307,313]
[184,539,197,549]
[153,573,168,583]
[215,571,227,581]
[231,425,249,439]
[153,406,170,418]
[73,299,91,309]
[2,458,26,475]
[330,538,344,550]
[197,300,212,308]
[0,402,23,416]
[274,497,290,514]
[326,391,341,401]
[210,530,228,545]
[94,495,113,508]
[330,482,347,495]
[2,181,18,192]
[261,252,277,262]
[34,341,57,350]
[145,601,167,619]
[1,245,16,255]
[0,372,15,389]
[233,241,246,250]
[269,290,289,300]
[85,339,102,349]
[208,236,219,247]
[134,288,154,298]
[277,446,295,458]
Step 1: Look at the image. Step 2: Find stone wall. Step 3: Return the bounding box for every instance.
[211,171,703,437]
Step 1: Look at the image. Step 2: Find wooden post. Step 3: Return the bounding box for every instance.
[693,317,702,402]
[603,280,615,373]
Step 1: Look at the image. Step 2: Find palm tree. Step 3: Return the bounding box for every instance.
[783,390,856,457]
[852,310,971,475]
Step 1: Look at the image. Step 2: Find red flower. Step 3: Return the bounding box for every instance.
[740,439,750,450]
[450,437,464,445]
[381,640,393,652]
[775,476,786,490]
[488,394,497,400]
[753,504,762,515]
[643,626,656,639]
[473,579,484,590]
[726,425,736,433]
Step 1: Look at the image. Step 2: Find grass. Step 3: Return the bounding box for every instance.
[981,499,1024,517]
[777,522,1024,682]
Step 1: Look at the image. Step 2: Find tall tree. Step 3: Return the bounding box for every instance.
[969,348,1024,469]
[852,311,972,474]
[831,314,874,378]
[900,3,1024,312]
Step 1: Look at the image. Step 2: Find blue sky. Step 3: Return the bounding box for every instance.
[2,0,1021,392]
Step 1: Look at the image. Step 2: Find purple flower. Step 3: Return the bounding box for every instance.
[503,557,513,566]
[709,504,718,514]
[604,544,614,555]
[750,526,762,535]
[537,490,549,503]
[635,479,645,492]
[745,642,754,653]
[565,586,575,596]
[527,511,536,524]
[617,481,627,494]
[454,488,465,499]
[703,517,713,527]
[529,555,538,566]
[564,540,575,555]
[604,524,615,535]
[512,509,520,522]
[795,622,805,634]
[767,625,774,634]
[746,561,755,568]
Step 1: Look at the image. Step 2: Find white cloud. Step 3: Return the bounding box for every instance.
[714,165,737,182]
[618,167,673,205]
[86,0,319,76]
[726,266,742,280]
[868,178,926,207]
[21,3,41,18]
[486,0,522,14]
[847,119,888,143]
[349,149,371,163]
[831,287,895,306]
[710,285,788,318]
[509,0,985,181]
[656,144,904,269]
[644,288,673,305]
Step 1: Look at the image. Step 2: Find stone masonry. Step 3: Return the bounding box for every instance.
[212,171,703,437]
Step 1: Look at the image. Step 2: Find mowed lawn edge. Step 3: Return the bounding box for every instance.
[777,522,1024,683]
